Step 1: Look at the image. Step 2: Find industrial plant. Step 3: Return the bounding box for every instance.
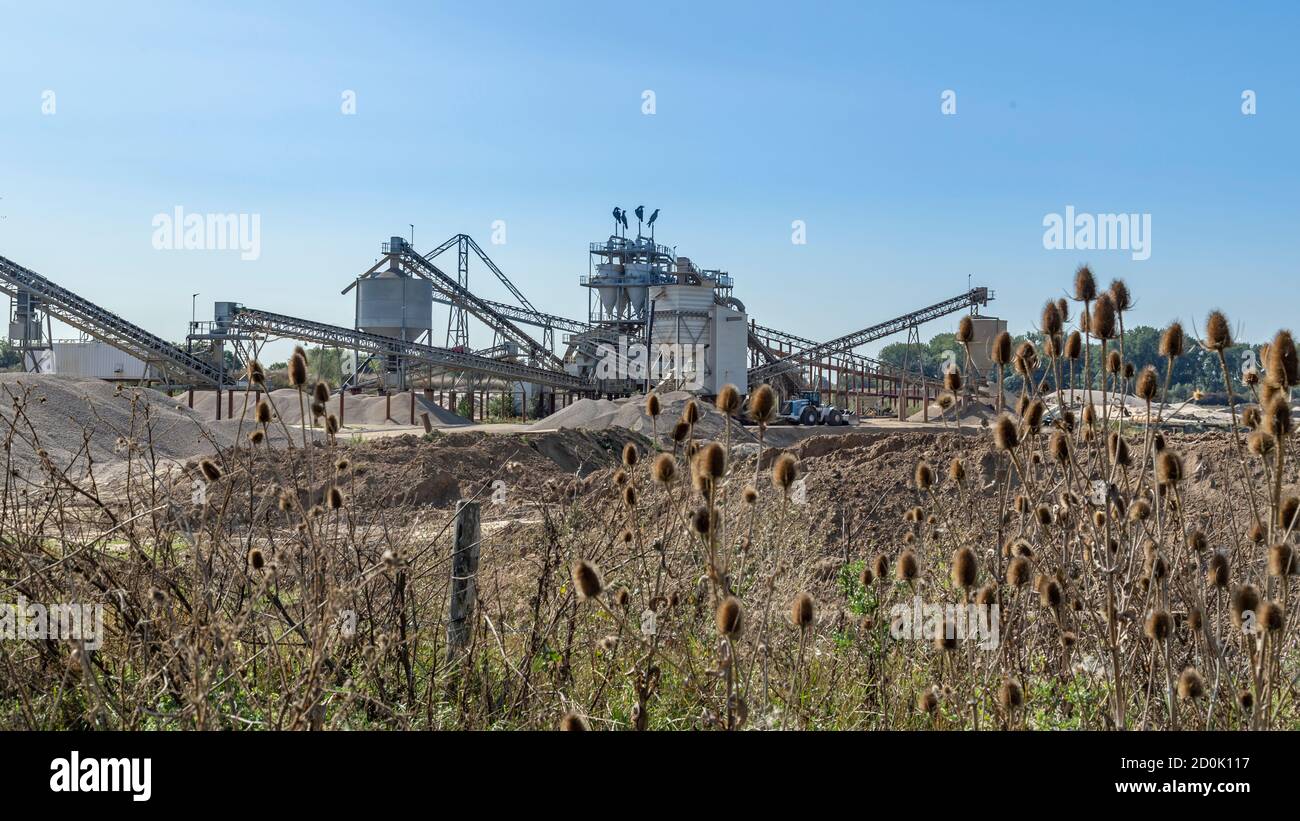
[0,210,999,423]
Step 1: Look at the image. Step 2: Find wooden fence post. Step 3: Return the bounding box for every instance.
[446,500,482,656]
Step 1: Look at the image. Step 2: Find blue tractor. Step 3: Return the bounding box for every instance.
[780,390,847,426]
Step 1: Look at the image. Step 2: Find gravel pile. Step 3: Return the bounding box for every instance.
[0,374,235,477]
[190,389,473,428]
[529,390,756,443]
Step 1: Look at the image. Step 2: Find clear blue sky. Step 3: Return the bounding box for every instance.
[2,1,1297,361]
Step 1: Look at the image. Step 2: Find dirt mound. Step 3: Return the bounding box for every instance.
[529,391,755,444]
[235,426,649,511]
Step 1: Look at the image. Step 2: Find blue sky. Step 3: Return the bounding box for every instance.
[2,1,1298,361]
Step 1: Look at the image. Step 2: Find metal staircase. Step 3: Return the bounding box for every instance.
[0,253,224,385]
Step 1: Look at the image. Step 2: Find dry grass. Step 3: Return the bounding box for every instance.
[3,276,1300,731]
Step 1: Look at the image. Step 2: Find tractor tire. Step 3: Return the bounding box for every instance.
[829,410,844,426]
[799,406,818,426]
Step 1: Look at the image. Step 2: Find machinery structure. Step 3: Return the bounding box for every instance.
[1,209,997,423]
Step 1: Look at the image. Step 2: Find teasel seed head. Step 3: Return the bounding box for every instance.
[944,369,961,392]
[1144,609,1172,641]
[1064,330,1082,360]
[1073,265,1097,302]
[248,547,265,571]
[325,414,339,434]
[1263,395,1292,437]
[716,596,743,636]
[1129,498,1151,523]
[992,413,1018,451]
[691,505,715,536]
[948,457,965,484]
[681,399,700,426]
[914,460,935,491]
[956,314,974,343]
[742,484,758,504]
[1007,556,1031,587]
[1090,292,1117,340]
[289,350,308,387]
[652,453,676,485]
[1043,333,1062,358]
[1134,365,1158,402]
[1013,341,1037,377]
[1258,600,1285,632]
[791,592,815,630]
[1230,583,1260,629]
[671,420,690,443]
[871,553,889,581]
[918,687,939,715]
[950,546,977,589]
[859,566,874,587]
[1041,300,1062,336]
[992,331,1012,366]
[895,550,919,582]
[1108,432,1131,467]
[645,393,660,418]
[1178,668,1205,701]
[1040,579,1063,610]
[772,453,798,493]
[748,384,776,424]
[312,381,329,404]
[311,401,326,418]
[695,441,723,480]
[1204,310,1232,351]
[1238,689,1254,712]
[1048,430,1069,464]
[1268,542,1295,576]
[715,384,741,415]
[1104,349,1121,376]
[1108,278,1131,313]
[1156,450,1183,486]
[200,459,221,482]
[249,429,265,445]
[571,559,604,600]
[247,359,266,385]
[559,712,590,731]
[1267,330,1299,387]
[1159,322,1185,359]
[1023,399,1044,435]
[998,677,1024,710]
[1187,529,1207,553]
[1279,497,1300,532]
[975,581,997,606]
[256,400,273,425]
[1249,519,1268,544]
[622,485,637,508]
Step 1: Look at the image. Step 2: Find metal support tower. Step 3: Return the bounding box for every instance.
[446,235,471,350]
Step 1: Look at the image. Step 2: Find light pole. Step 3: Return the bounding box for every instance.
[191,293,200,327]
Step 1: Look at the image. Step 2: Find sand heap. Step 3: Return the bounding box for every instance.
[190,389,473,429]
[0,374,237,476]
[528,390,756,444]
